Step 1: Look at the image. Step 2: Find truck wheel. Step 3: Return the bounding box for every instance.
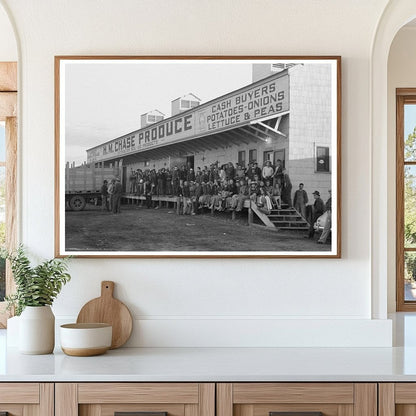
[69,195,86,211]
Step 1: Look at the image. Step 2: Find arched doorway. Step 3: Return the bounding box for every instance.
[371,1,416,318]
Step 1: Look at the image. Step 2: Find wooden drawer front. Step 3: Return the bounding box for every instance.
[80,403,186,416]
[218,384,376,416]
[236,403,346,416]
[0,383,53,416]
[379,383,416,415]
[233,384,354,404]
[0,383,39,403]
[78,383,200,404]
[57,383,215,416]
[395,383,416,404]
[0,405,32,416]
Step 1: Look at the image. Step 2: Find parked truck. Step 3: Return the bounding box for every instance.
[65,162,121,211]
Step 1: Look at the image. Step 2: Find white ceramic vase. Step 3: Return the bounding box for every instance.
[6,315,20,347]
[19,306,55,354]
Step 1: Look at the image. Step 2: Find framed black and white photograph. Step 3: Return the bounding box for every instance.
[55,56,341,258]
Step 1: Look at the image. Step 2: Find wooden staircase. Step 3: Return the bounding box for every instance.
[267,206,310,231]
[248,202,310,231]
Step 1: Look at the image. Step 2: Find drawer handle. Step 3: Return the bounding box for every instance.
[115,412,168,416]
[270,413,323,416]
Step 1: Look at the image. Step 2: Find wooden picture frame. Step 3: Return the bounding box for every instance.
[55,56,341,258]
[396,89,416,310]
[0,61,17,326]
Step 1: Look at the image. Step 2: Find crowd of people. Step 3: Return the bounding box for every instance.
[100,160,332,243]
[123,160,292,215]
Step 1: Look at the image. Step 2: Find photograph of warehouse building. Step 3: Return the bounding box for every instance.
[57,58,340,257]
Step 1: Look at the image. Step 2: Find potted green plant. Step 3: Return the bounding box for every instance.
[4,246,71,354]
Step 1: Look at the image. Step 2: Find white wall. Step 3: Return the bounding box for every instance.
[387,26,416,312]
[0,3,16,62]
[0,0,394,347]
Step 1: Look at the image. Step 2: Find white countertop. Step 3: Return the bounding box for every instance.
[2,313,416,382]
[2,346,416,382]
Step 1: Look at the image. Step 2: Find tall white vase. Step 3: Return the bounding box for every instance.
[19,306,55,354]
[6,315,20,347]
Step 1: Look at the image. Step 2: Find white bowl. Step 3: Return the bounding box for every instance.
[60,323,112,356]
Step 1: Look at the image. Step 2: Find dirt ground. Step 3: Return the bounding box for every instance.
[65,204,331,252]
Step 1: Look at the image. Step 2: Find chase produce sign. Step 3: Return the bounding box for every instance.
[87,72,289,163]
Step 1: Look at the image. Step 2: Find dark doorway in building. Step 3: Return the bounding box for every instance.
[263,150,273,165]
[238,150,246,167]
[249,149,257,164]
[274,149,286,168]
[186,155,195,170]
[122,166,127,192]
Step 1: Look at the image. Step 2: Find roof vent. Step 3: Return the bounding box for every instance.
[171,93,201,116]
[140,109,165,128]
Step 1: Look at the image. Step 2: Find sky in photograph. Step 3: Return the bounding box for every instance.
[64,61,255,165]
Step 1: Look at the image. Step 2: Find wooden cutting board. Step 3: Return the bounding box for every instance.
[76,281,133,349]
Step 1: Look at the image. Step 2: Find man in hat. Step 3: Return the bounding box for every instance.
[281,169,292,207]
[307,190,324,239]
[107,178,115,212]
[112,177,123,214]
[293,183,308,218]
[247,162,261,181]
[273,159,283,187]
[129,168,137,194]
[172,166,180,196]
[100,179,109,211]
